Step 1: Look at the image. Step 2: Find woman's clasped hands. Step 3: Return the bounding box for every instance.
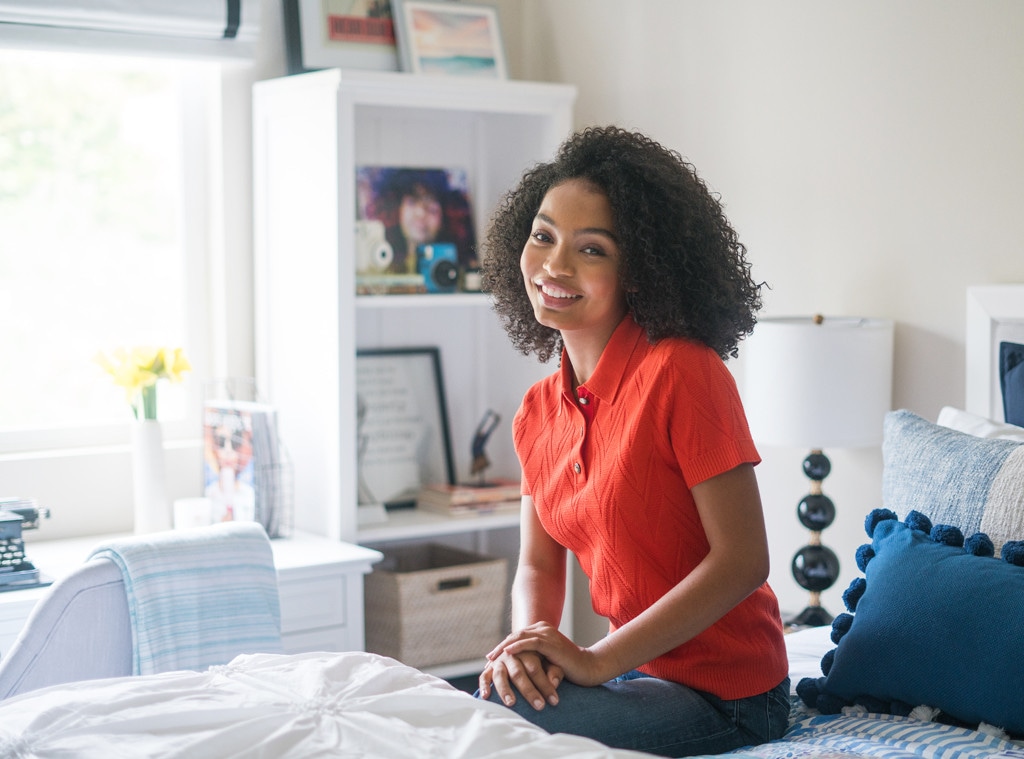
[478,622,608,711]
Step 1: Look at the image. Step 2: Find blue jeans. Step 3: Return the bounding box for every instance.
[479,672,791,757]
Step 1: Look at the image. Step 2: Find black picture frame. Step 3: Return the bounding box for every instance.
[355,347,455,509]
[283,0,399,76]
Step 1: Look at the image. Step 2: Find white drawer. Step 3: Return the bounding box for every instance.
[0,596,41,656]
[0,622,25,656]
[277,574,347,635]
[0,595,40,622]
[282,625,353,654]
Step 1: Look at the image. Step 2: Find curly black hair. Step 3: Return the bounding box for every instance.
[481,126,763,363]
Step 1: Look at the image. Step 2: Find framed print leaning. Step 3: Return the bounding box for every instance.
[284,0,398,74]
[354,165,477,295]
[392,0,507,78]
[355,347,455,511]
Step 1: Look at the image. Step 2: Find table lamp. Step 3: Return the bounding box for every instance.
[743,315,894,627]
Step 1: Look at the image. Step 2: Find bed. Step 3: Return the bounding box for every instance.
[0,615,1020,758]
[2,293,1024,758]
[1,420,1021,758]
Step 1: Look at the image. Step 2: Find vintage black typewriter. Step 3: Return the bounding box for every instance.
[0,497,51,592]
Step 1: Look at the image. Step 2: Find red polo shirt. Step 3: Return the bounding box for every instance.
[513,314,787,700]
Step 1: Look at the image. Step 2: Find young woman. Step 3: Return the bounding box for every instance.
[477,126,789,757]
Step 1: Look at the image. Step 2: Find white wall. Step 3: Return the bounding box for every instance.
[495,0,1024,619]
[12,0,1023,625]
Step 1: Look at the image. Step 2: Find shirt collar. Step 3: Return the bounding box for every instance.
[559,313,646,405]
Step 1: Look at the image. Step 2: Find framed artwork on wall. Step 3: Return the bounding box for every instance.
[283,0,398,75]
[966,284,1024,423]
[355,347,455,512]
[392,0,507,78]
[1000,341,1024,427]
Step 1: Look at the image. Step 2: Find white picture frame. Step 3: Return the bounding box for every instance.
[966,284,1024,422]
[392,0,507,78]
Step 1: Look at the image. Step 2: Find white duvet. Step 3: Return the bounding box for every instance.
[0,651,648,758]
[4,635,1023,759]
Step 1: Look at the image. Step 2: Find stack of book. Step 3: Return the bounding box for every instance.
[416,478,522,517]
[355,273,427,295]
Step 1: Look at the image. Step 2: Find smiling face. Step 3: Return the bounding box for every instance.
[398,184,443,245]
[520,179,629,352]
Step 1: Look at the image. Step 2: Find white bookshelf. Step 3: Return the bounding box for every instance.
[252,68,575,545]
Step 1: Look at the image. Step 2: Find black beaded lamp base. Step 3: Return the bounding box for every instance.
[788,601,833,628]
[785,450,840,628]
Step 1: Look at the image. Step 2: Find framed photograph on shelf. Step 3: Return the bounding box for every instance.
[392,0,507,78]
[283,0,399,75]
[355,165,477,295]
[355,347,455,513]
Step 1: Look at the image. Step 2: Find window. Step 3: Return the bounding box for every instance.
[0,48,215,451]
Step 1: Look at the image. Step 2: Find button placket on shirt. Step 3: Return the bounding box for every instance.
[572,386,596,478]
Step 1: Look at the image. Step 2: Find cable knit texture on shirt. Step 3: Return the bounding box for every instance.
[514,314,787,700]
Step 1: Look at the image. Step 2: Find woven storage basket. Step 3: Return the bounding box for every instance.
[364,543,507,668]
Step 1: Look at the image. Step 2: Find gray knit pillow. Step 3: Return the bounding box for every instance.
[882,410,1024,554]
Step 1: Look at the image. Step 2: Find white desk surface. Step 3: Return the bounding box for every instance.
[17,530,381,585]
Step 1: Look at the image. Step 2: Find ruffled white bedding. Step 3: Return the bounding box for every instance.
[0,651,647,758]
[1,632,1022,759]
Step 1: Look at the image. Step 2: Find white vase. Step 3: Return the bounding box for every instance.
[131,420,171,533]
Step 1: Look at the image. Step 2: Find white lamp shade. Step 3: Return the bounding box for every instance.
[743,317,894,449]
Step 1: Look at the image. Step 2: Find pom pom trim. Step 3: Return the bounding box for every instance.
[799,509,1014,730]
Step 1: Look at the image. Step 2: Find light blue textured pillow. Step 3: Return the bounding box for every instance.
[882,410,1024,553]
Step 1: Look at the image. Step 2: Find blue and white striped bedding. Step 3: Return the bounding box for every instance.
[725,714,1024,758]
[726,626,1024,758]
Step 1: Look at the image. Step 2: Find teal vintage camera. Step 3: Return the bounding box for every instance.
[417,243,459,293]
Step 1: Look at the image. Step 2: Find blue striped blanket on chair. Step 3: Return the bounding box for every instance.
[89,521,283,676]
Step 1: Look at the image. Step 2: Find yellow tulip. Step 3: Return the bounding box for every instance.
[94,352,115,377]
[166,348,192,382]
[131,346,161,374]
[96,345,191,420]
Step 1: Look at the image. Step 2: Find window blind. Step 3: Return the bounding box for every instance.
[0,0,260,59]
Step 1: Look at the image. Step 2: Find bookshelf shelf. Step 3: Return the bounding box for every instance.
[355,292,490,310]
[357,507,520,544]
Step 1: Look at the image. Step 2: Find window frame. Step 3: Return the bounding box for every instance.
[0,53,218,455]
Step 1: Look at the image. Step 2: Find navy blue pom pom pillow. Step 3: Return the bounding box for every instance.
[797,510,1024,734]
